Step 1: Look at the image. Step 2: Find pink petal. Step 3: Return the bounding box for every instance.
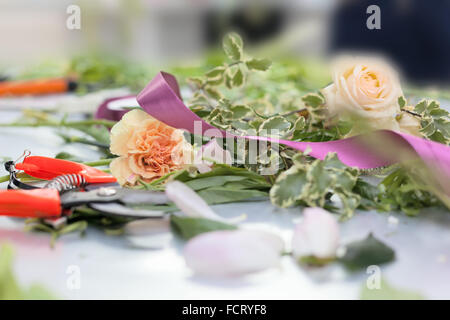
[292,207,340,259]
[125,218,172,249]
[184,230,284,276]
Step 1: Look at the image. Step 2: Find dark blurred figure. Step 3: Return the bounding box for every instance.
[205,5,285,46]
[331,0,450,84]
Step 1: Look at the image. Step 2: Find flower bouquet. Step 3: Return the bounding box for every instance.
[1,33,449,280]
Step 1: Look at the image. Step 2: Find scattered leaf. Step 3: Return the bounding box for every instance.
[170,215,237,240]
[339,233,395,271]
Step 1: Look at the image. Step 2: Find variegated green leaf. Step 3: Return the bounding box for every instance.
[204,86,223,101]
[231,68,244,87]
[259,116,292,137]
[222,32,243,61]
[246,58,272,71]
[414,99,450,144]
[302,93,324,108]
[230,104,252,119]
[270,166,308,207]
[398,96,406,108]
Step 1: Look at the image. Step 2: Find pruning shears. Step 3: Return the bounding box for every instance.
[0,152,168,219]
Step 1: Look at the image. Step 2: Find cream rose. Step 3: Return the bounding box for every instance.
[109,109,191,185]
[322,56,403,131]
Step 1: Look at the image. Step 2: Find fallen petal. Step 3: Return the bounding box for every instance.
[292,207,340,260]
[165,181,245,223]
[184,230,284,276]
[125,218,172,249]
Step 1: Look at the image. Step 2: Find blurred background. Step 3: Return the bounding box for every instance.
[0,0,449,88]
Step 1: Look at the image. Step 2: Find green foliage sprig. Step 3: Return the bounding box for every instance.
[414,99,450,145]
[270,153,360,218]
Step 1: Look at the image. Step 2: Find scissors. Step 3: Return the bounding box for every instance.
[0,153,169,219]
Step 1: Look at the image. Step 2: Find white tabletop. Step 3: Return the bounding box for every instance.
[1,109,449,300]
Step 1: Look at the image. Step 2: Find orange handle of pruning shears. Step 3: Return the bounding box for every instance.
[15,156,117,184]
[0,189,61,218]
[0,78,77,96]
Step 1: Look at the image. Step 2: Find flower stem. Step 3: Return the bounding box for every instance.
[0,119,117,129]
[82,158,114,167]
[59,134,109,149]
[228,61,243,67]
[65,119,117,128]
[401,109,422,118]
[148,171,178,186]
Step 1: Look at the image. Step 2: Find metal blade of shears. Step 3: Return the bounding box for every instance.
[59,186,169,219]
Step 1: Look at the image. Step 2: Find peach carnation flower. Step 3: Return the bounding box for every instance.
[109,109,191,185]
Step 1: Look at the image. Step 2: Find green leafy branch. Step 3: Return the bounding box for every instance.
[187,32,271,111]
[0,109,115,150]
[270,152,360,218]
[413,99,450,145]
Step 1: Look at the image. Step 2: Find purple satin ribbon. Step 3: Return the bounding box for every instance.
[95,94,135,121]
[98,71,450,193]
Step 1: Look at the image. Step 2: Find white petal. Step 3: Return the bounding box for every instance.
[125,218,172,249]
[321,84,337,115]
[184,230,284,276]
[292,207,340,259]
[165,181,245,223]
